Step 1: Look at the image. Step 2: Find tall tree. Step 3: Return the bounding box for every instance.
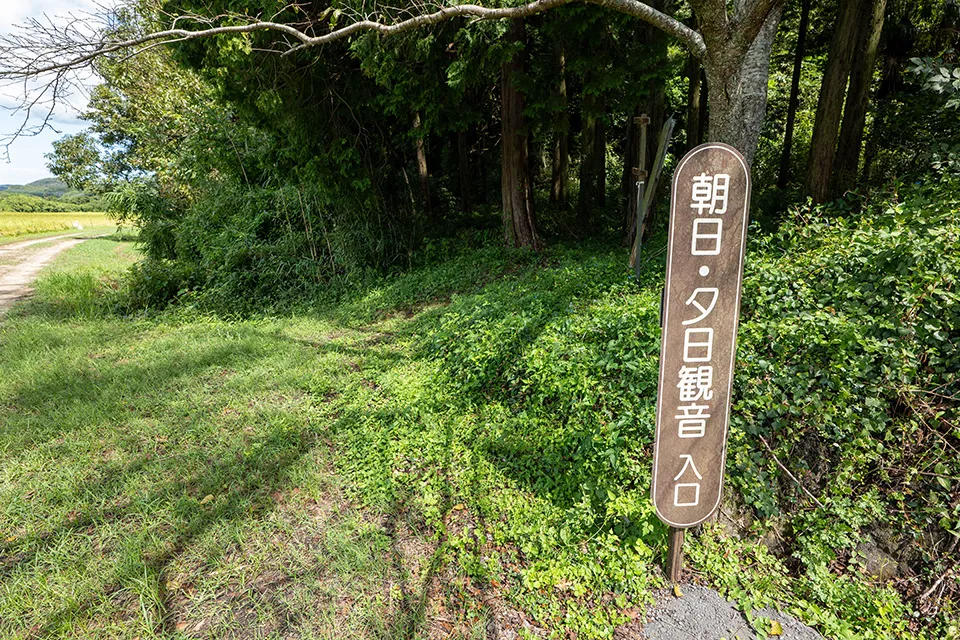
[501,18,540,249]
[550,42,570,206]
[833,0,887,197]
[806,0,863,202]
[777,0,811,188]
[413,111,432,219]
[578,90,607,227]
[1,0,786,169]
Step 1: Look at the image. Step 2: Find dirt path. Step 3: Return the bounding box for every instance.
[0,236,89,316]
[0,233,82,256]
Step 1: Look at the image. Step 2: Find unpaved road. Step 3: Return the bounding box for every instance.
[0,234,89,316]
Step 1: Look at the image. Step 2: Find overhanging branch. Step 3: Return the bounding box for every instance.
[0,0,705,152]
[0,0,705,82]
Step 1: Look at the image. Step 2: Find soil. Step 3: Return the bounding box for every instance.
[0,234,88,316]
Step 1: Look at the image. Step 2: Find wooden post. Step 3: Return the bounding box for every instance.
[666,526,684,583]
[633,117,676,266]
[633,115,650,280]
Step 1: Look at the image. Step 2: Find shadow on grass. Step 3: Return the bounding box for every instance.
[0,320,440,638]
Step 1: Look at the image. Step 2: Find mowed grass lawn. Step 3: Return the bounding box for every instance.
[0,211,115,239]
[1,237,499,639]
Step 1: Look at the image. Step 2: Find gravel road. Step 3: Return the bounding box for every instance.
[625,586,824,640]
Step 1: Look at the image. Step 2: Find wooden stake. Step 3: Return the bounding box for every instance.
[633,115,649,280]
[629,117,675,269]
[666,526,684,583]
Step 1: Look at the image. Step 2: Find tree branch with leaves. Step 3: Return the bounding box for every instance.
[0,0,783,166]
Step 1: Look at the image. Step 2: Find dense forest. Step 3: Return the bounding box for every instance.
[37,0,957,307]
[3,0,959,636]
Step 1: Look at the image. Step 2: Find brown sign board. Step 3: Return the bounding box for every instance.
[651,143,751,528]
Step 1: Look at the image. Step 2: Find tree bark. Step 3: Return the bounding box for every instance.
[833,0,887,197]
[700,3,783,166]
[550,42,569,206]
[578,91,606,229]
[501,18,540,249]
[413,111,431,219]
[697,69,708,146]
[805,0,862,203]
[777,0,811,189]
[685,54,703,152]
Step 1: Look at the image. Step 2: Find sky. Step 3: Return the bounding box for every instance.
[0,0,101,185]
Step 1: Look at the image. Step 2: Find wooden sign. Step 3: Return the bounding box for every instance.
[652,143,751,528]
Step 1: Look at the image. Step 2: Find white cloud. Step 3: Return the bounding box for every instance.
[0,0,103,184]
[0,0,102,32]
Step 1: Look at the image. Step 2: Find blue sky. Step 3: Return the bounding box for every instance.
[0,0,100,185]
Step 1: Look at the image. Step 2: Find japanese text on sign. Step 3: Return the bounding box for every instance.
[652,144,751,528]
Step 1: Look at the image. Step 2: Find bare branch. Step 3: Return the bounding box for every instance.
[0,0,705,152]
[0,0,704,79]
[284,0,704,57]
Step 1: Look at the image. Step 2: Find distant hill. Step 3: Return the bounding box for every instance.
[0,177,71,198]
[0,178,106,212]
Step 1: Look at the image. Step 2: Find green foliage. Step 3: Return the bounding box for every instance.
[910,55,960,109]
[317,178,959,637]
[0,193,85,213]
[6,176,960,637]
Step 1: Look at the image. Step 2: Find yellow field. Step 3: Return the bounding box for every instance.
[0,211,114,238]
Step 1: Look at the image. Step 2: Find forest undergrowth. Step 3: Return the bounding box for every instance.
[1,178,958,639]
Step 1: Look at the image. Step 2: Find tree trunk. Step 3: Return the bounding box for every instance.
[413,111,431,219]
[578,92,606,229]
[697,69,708,146]
[833,0,887,197]
[501,18,540,249]
[777,0,811,189]
[685,54,703,152]
[805,0,862,203]
[457,130,472,213]
[702,5,782,166]
[622,108,640,240]
[550,42,569,206]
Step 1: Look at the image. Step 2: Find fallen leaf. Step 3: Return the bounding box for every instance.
[770,620,783,636]
[199,494,214,505]
[673,584,683,598]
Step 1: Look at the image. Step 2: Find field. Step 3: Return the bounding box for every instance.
[0,211,115,238]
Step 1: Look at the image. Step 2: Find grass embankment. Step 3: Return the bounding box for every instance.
[1,181,958,639]
[0,211,114,238]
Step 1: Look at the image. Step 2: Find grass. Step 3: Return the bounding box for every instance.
[1,237,489,639]
[1,183,959,638]
[0,211,115,238]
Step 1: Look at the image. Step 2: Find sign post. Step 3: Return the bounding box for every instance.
[651,143,751,581]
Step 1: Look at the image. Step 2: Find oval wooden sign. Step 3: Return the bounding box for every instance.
[651,143,751,528]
